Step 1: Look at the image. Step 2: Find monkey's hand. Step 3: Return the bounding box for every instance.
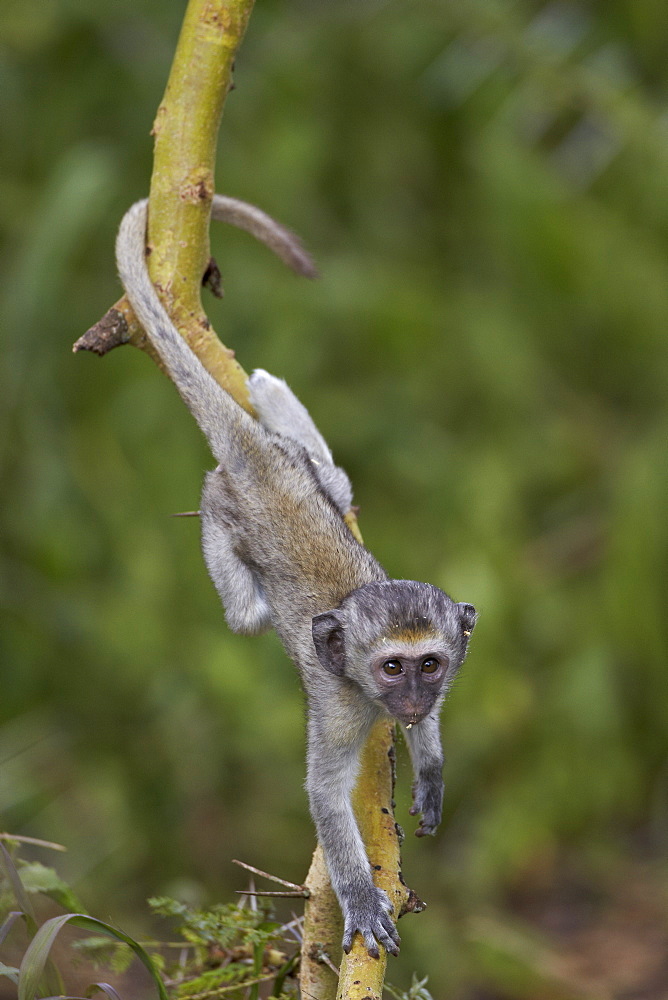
[409,768,444,837]
[340,883,400,959]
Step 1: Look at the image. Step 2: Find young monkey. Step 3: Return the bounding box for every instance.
[115,199,477,959]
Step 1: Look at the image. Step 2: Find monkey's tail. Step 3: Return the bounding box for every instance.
[115,199,255,463]
[211,195,318,278]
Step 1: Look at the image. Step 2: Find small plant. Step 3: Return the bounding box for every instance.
[1,835,439,1000]
[147,896,298,1000]
[0,835,299,1000]
[385,974,435,1000]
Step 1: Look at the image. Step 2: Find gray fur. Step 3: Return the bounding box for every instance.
[115,198,477,958]
[248,369,353,515]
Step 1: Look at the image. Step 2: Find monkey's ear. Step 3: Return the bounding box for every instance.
[312,612,346,675]
[457,603,477,635]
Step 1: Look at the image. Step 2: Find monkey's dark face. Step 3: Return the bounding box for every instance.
[371,646,448,726]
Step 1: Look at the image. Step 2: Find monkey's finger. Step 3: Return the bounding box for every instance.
[342,927,379,959]
[415,822,437,837]
[361,932,380,960]
[377,918,401,956]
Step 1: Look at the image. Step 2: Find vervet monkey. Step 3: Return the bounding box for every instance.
[115,198,477,958]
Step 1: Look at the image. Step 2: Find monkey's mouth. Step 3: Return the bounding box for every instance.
[400,711,427,729]
[380,694,430,728]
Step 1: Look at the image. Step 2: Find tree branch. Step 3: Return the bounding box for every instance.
[77,0,256,404]
[335,721,418,1000]
[145,0,255,406]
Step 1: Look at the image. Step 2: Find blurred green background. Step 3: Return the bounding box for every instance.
[1,0,667,996]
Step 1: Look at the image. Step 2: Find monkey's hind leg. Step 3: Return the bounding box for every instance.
[248,369,353,515]
[248,369,334,459]
[200,472,272,635]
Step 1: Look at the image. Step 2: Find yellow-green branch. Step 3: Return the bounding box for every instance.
[146,0,254,406]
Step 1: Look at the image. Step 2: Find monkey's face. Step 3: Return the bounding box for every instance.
[311,580,477,723]
[370,642,449,726]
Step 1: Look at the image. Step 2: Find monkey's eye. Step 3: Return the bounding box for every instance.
[382,660,403,676]
[421,657,440,674]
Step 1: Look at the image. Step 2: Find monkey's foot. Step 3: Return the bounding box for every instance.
[341,884,400,958]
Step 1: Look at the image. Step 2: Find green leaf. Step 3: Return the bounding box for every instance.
[18,914,168,1000]
[0,911,23,948]
[147,897,279,952]
[18,862,87,914]
[174,965,246,998]
[268,951,299,998]
[87,982,124,1000]
[0,962,20,984]
[384,976,434,1000]
[72,936,134,974]
[0,845,37,936]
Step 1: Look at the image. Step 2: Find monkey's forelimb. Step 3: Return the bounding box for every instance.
[405,713,445,837]
[306,719,401,958]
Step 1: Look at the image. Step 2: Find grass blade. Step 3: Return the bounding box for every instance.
[87,983,124,1000]
[18,914,168,1000]
[0,962,20,985]
[0,845,37,937]
[0,845,35,919]
[0,912,23,948]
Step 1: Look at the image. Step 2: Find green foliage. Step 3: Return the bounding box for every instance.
[13,862,86,915]
[148,895,281,953]
[0,839,299,1000]
[385,973,435,1000]
[147,897,298,1000]
[2,0,668,996]
[72,935,136,975]
[170,963,247,998]
[1,841,166,1000]
[0,963,20,987]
